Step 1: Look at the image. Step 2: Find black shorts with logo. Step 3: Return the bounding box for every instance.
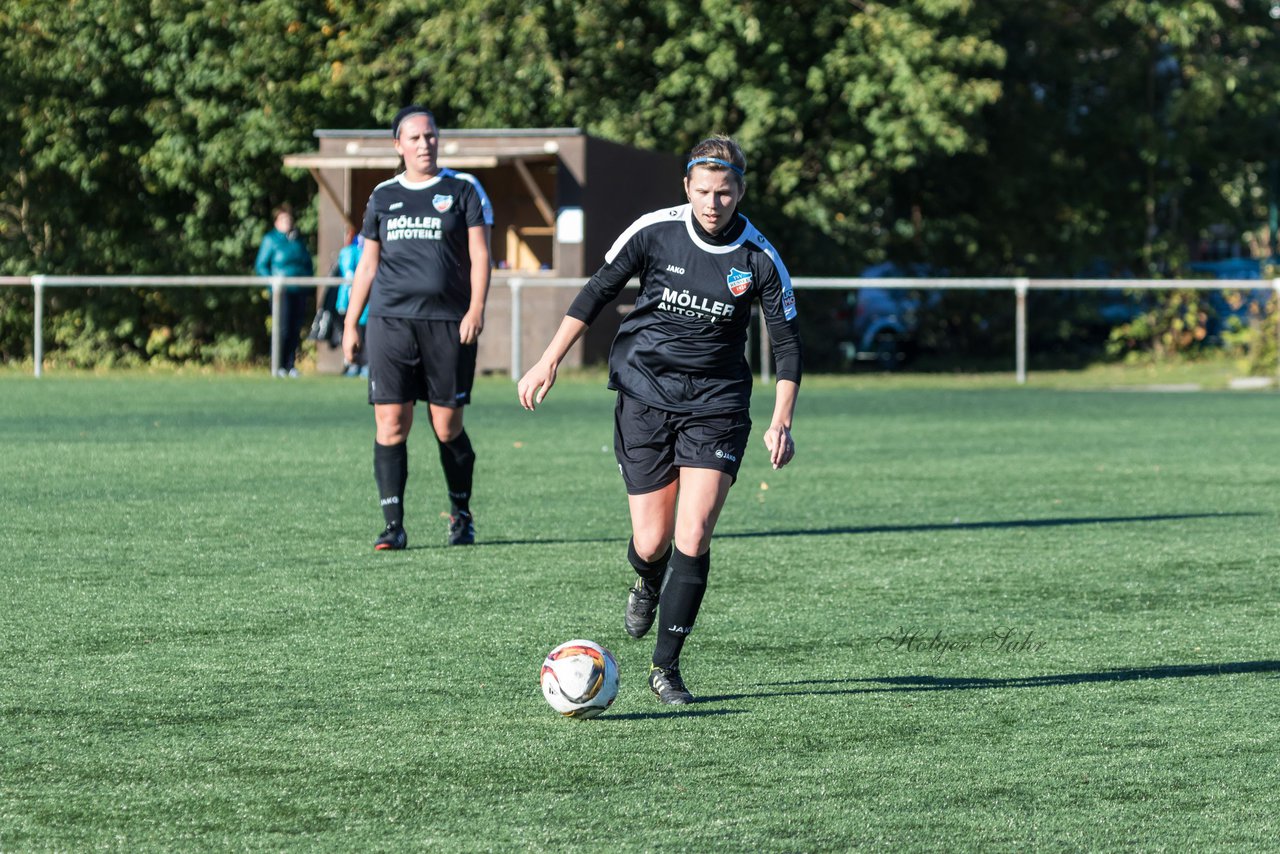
[365,316,476,407]
[613,392,752,495]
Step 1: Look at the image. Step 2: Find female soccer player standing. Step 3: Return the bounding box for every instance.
[343,105,493,551]
[517,137,801,704]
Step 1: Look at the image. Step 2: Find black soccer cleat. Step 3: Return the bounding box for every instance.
[447,511,475,546]
[374,523,407,551]
[648,665,694,705]
[624,579,660,639]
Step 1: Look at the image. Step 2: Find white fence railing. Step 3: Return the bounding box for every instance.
[2,275,1277,385]
[14,275,344,378]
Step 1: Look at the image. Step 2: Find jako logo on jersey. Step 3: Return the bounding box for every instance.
[432,194,454,213]
[714,449,738,462]
[389,202,404,211]
[726,267,752,297]
[666,264,686,275]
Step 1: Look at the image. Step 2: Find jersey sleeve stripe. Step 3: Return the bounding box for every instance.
[766,247,796,320]
[441,169,495,226]
[743,222,797,320]
[605,205,688,264]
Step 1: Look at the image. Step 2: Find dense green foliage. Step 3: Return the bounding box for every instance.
[2,374,1278,848]
[2,1,1277,366]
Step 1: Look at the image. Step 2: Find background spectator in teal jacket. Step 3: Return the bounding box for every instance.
[255,204,314,376]
[335,230,368,377]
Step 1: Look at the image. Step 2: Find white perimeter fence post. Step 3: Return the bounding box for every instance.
[1015,277,1029,385]
[1274,278,1280,391]
[270,276,282,377]
[32,275,44,378]
[509,277,524,379]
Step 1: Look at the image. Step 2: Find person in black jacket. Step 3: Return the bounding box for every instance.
[518,136,801,705]
[342,105,494,551]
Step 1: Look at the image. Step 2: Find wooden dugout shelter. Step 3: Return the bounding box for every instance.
[283,127,682,375]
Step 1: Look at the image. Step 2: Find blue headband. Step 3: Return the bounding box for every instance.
[686,156,745,177]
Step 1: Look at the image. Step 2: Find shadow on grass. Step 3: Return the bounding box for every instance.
[480,511,1261,547]
[698,660,1280,703]
[603,708,750,721]
[714,511,1264,541]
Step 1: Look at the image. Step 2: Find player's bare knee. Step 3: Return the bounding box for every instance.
[375,417,409,445]
[674,530,712,557]
[633,535,672,564]
[430,407,463,442]
[433,424,461,443]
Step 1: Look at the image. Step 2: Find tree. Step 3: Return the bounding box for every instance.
[2,1,1275,368]
[0,0,346,363]
[319,0,1005,271]
[927,0,1280,276]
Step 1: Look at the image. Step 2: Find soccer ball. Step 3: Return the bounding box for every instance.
[540,639,619,718]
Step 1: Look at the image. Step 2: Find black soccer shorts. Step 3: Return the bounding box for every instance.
[613,392,752,495]
[365,316,476,407]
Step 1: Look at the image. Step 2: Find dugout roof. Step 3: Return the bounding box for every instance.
[284,127,680,278]
[283,126,682,374]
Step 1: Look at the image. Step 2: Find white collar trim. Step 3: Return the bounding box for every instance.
[682,204,747,254]
[397,172,444,191]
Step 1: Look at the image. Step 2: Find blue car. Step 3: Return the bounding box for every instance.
[839,263,939,369]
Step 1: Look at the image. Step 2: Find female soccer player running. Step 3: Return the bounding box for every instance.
[517,136,801,704]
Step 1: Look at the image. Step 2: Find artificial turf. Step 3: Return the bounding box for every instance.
[1,372,1277,851]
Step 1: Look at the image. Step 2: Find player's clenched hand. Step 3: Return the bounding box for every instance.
[342,322,361,365]
[459,308,484,345]
[517,360,557,410]
[763,424,795,470]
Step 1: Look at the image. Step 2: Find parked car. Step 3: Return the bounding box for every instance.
[839,287,915,368]
[838,263,938,369]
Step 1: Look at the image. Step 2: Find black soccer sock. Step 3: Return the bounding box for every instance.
[437,430,475,515]
[373,441,408,528]
[628,538,672,591]
[652,547,710,670]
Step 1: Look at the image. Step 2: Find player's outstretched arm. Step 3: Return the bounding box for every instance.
[762,379,798,470]
[518,316,589,410]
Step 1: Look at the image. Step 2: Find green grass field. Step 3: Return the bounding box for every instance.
[2,372,1278,851]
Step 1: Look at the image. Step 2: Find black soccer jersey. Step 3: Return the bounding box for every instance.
[568,204,802,413]
[361,169,493,320]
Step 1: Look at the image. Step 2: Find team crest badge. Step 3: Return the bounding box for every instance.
[726,267,753,297]
[432,194,454,213]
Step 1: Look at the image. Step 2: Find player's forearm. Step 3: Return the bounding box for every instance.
[468,267,490,315]
[770,379,799,430]
[344,274,373,329]
[767,317,803,384]
[468,227,491,314]
[344,242,379,328]
[539,316,589,366]
[566,265,633,326]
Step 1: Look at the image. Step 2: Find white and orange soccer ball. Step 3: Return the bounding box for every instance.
[540,639,620,718]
